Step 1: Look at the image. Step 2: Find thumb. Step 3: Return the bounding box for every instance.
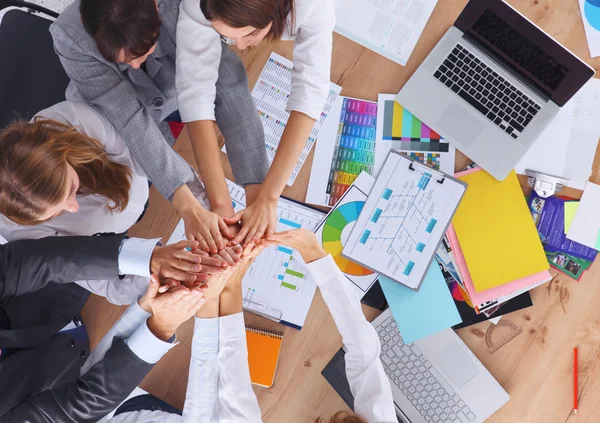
[224,210,244,225]
[176,239,200,251]
[147,274,160,299]
[219,218,233,239]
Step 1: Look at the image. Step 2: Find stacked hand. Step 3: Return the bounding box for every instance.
[139,274,207,341]
[257,229,327,264]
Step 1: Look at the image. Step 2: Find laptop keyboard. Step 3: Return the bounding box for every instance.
[377,315,477,423]
[433,44,541,139]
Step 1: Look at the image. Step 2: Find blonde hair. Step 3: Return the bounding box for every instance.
[315,411,368,423]
[0,118,132,225]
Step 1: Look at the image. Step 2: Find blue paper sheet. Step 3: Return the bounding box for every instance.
[379,263,462,344]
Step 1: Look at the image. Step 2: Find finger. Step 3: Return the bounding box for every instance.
[201,227,218,254]
[164,267,197,283]
[251,224,268,242]
[200,255,226,267]
[172,249,201,264]
[232,245,243,255]
[188,292,206,314]
[174,239,200,251]
[242,242,255,258]
[244,225,260,247]
[158,284,169,294]
[147,274,160,299]
[198,264,226,274]
[210,225,225,252]
[219,218,234,240]
[265,224,275,239]
[227,247,242,263]
[232,225,250,246]
[164,285,191,305]
[216,249,234,266]
[195,235,210,253]
[224,210,244,225]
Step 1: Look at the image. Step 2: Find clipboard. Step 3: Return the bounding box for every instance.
[341,151,467,291]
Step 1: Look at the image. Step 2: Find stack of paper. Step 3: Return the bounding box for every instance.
[448,168,552,308]
[567,182,600,250]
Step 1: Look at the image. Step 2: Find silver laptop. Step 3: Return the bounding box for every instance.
[396,0,594,181]
[372,309,509,423]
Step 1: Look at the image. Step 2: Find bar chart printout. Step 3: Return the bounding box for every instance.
[214,180,325,329]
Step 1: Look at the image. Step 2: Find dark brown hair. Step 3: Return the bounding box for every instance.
[315,412,368,423]
[200,0,294,40]
[0,119,132,225]
[80,0,161,63]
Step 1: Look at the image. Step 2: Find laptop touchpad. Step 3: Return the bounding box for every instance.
[434,342,479,388]
[437,104,483,148]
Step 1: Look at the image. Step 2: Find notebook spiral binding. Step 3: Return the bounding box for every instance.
[246,325,284,339]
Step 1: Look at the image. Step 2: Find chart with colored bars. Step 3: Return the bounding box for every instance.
[374,94,455,177]
[326,98,377,206]
[243,52,341,186]
[343,152,466,289]
[315,173,379,297]
[167,180,325,329]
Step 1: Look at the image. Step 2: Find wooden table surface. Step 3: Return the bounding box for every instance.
[81,1,600,421]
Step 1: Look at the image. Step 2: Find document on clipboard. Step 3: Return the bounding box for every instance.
[342,151,467,290]
[167,179,325,329]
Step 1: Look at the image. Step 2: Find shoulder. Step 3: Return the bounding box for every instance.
[50,0,102,57]
[293,0,336,22]
[35,102,117,148]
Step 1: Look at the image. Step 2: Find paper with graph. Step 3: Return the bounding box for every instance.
[167,180,325,329]
[223,52,341,186]
[343,151,466,290]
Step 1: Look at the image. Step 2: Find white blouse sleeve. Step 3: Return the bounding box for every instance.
[305,255,397,423]
[216,313,263,423]
[176,0,222,123]
[287,0,336,120]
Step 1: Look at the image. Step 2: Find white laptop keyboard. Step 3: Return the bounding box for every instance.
[376,315,477,423]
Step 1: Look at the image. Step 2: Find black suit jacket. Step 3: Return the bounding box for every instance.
[0,234,133,417]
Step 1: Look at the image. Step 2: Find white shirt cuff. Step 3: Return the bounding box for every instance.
[179,103,216,123]
[118,238,161,277]
[305,254,338,283]
[125,319,178,364]
[219,312,246,340]
[193,317,219,359]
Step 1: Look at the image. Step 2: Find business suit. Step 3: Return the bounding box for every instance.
[50,0,269,201]
[0,234,124,417]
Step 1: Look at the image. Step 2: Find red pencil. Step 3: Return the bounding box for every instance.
[574,347,578,415]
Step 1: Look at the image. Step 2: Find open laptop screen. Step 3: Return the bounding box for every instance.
[455,0,594,106]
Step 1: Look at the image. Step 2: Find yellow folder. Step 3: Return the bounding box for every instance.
[452,169,548,292]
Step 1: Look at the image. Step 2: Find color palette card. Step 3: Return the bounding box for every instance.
[307,96,378,207]
[313,172,379,298]
[567,182,600,249]
[374,94,455,177]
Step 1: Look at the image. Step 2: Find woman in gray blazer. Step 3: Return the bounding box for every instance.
[50,0,269,255]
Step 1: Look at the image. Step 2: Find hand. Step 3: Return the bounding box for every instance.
[224,197,278,247]
[179,200,233,254]
[211,245,243,266]
[259,229,327,264]
[151,240,226,284]
[142,275,207,341]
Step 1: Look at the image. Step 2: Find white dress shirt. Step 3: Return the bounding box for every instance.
[0,101,152,305]
[305,255,397,423]
[176,0,338,122]
[109,312,262,423]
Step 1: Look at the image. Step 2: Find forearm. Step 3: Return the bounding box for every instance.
[187,120,234,216]
[258,112,315,201]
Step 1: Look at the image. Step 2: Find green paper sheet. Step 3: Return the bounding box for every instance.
[564,201,579,234]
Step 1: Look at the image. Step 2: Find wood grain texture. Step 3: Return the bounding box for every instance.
[81,1,600,421]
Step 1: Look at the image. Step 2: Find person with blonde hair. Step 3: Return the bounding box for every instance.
[0,101,234,305]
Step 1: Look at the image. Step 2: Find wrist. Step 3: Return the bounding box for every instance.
[173,185,197,214]
[196,298,219,318]
[138,295,151,313]
[147,316,176,342]
[301,245,328,264]
[149,246,161,275]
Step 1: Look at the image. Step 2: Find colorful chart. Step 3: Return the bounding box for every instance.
[326,98,378,206]
[382,100,449,152]
[322,201,373,276]
[585,0,600,31]
[408,152,441,170]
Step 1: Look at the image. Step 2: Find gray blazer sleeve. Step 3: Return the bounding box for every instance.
[0,234,124,300]
[0,340,154,423]
[49,25,195,200]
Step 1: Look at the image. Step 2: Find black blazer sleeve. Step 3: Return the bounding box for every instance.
[0,234,125,300]
[0,339,154,423]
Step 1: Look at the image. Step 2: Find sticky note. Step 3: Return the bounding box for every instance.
[379,263,462,344]
[564,202,579,234]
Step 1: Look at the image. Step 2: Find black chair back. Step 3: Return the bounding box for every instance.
[0,7,69,127]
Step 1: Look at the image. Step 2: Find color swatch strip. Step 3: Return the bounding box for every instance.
[326,98,378,206]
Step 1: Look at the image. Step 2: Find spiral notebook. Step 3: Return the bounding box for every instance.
[246,326,284,388]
